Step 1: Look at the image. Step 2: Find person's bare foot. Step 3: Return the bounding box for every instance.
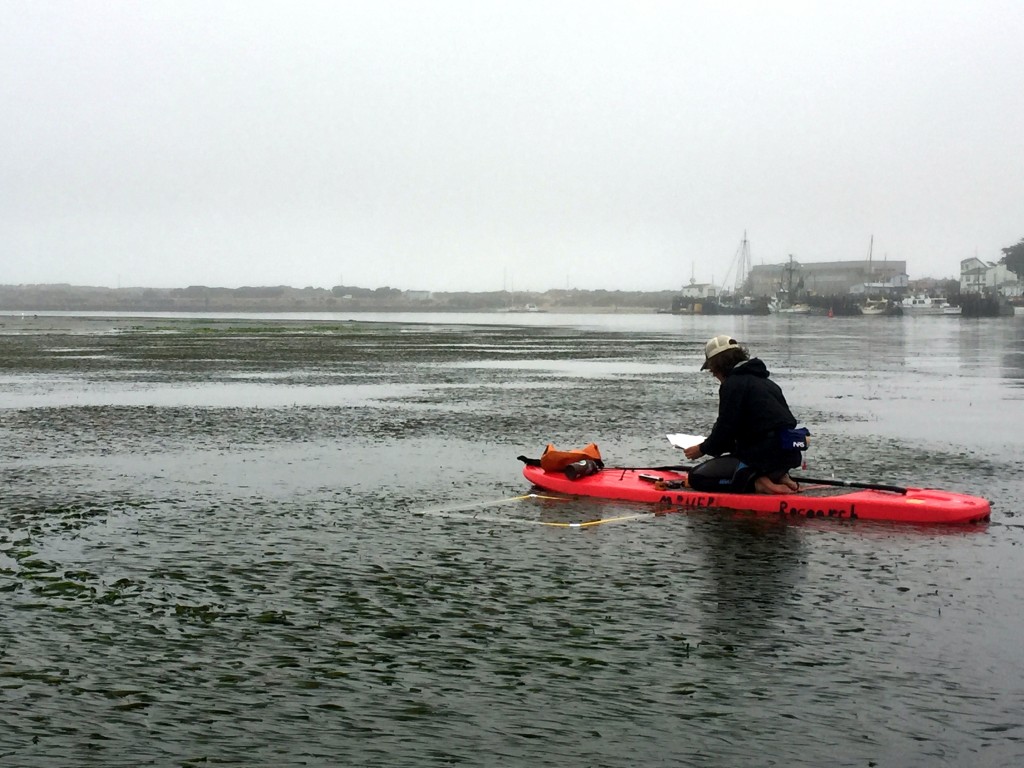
[780,473,800,492]
[754,475,793,494]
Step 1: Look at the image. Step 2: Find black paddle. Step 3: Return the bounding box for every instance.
[521,453,907,495]
[634,470,908,495]
[624,464,694,472]
[791,476,907,495]
[620,467,909,495]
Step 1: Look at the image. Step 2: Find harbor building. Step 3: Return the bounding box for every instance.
[748,259,908,298]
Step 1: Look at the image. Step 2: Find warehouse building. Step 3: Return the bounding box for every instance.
[748,259,908,298]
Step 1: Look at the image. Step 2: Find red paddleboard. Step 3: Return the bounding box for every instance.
[522,465,991,525]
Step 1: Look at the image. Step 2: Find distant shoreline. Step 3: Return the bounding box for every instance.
[0,283,677,314]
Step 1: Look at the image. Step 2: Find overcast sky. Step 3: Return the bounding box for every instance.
[2,1,1022,292]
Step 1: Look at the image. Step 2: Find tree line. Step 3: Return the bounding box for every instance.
[1001,237,1024,276]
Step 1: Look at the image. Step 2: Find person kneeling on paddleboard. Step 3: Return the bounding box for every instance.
[683,334,806,495]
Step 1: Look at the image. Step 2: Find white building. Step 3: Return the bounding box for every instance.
[749,259,907,298]
[960,257,1020,296]
[679,279,718,299]
[849,275,909,296]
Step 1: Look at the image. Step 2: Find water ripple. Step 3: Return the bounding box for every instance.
[2,317,1023,766]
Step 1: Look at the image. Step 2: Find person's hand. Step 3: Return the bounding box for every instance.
[683,444,703,460]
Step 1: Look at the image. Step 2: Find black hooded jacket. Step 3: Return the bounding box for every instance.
[699,357,800,473]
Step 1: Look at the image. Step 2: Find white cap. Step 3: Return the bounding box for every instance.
[701,334,742,370]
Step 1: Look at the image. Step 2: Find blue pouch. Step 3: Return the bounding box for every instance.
[780,427,811,451]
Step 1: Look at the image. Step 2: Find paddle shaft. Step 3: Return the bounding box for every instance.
[615,464,695,472]
[791,476,907,495]
[554,456,907,495]
[616,466,908,495]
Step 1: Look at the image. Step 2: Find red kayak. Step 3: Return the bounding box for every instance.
[522,465,991,525]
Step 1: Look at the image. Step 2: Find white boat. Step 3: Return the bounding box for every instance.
[769,300,813,315]
[768,254,812,314]
[860,299,889,315]
[901,294,954,314]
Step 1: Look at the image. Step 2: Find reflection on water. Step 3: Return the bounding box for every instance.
[1,312,1023,767]
[693,516,805,645]
[1000,320,1024,381]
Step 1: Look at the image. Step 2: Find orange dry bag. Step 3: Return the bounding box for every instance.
[539,443,603,472]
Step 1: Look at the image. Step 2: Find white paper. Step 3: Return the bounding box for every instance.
[666,433,706,450]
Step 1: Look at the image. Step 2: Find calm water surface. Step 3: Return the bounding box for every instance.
[1,312,1023,767]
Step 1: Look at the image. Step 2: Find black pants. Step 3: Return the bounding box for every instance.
[687,456,797,493]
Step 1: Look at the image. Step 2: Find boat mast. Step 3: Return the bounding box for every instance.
[738,231,751,294]
[786,254,795,304]
[867,235,874,301]
[723,232,752,296]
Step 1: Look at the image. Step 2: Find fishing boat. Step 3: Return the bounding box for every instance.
[860,300,888,315]
[670,234,771,316]
[855,237,904,316]
[859,298,901,316]
[768,254,812,314]
[901,294,954,314]
[521,464,990,525]
[768,297,813,315]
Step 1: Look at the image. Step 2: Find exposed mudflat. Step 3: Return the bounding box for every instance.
[2,312,1023,767]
